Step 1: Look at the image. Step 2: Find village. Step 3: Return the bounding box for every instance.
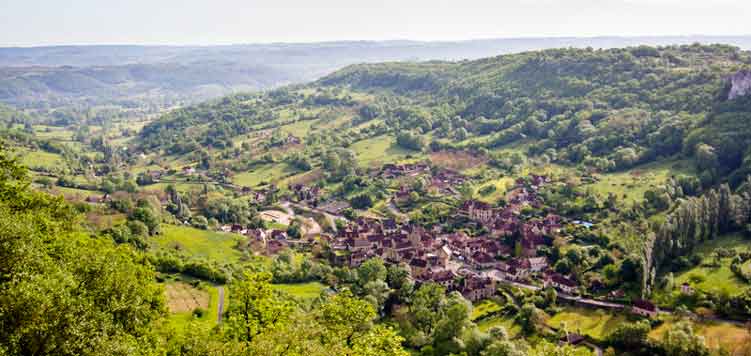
[223,166,662,321]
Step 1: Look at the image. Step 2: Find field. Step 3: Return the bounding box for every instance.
[163,277,227,332]
[476,315,521,337]
[474,176,515,204]
[350,135,419,167]
[165,281,210,313]
[650,318,750,353]
[16,149,66,171]
[547,307,628,341]
[271,282,327,300]
[585,159,695,205]
[152,225,244,263]
[34,126,74,140]
[233,163,298,187]
[672,234,751,295]
[280,119,317,137]
[471,300,503,320]
[470,300,521,337]
[430,150,487,172]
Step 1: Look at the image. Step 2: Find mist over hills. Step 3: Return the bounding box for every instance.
[2,35,750,109]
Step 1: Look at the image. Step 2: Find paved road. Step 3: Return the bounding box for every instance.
[483,271,626,310]
[217,286,225,324]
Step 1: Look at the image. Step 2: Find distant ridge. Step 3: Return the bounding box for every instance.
[1,36,750,109]
[2,35,750,67]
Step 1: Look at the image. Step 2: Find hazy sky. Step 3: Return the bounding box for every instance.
[2,0,750,46]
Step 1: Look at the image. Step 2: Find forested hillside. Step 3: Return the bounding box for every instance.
[140,44,751,180]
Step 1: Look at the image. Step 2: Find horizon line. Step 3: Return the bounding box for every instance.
[3,34,751,49]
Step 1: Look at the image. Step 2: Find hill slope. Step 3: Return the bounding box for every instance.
[138,44,751,180]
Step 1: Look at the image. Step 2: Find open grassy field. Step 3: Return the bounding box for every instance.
[16,149,66,171]
[585,159,695,205]
[271,282,327,300]
[671,234,751,295]
[233,163,298,187]
[471,300,503,320]
[649,318,750,353]
[547,307,628,341]
[280,119,318,137]
[350,135,420,167]
[152,225,244,263]
[34,125,74,140]
[474,176,515,204]
[47,185,102,198]
[476,315,521,337]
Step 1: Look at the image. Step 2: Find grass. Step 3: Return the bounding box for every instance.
[17,149,66,171]
[476,315,521,337]
[471,300,503,320]
[649,318,751,353]
[671,234,751,295]
[474,176,515,204]
[152,225,244,264]
[233,163,298,187]
[586,159,695,205]
[280,119,318,137]
[165,281,209,313]
[350,135,419,167]
[547,307,628,341]
[164,276,227,332]
[271,282,327,300]
[34,126,74,140]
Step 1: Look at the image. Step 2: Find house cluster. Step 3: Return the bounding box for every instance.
[429,169,467,195]
[288,184,321,205]
[325,217,496,301]
[379,163,430,179]
[241,186,276,203]
[388,170,468,203]
[326,214,565,301]
[227,224,316,256]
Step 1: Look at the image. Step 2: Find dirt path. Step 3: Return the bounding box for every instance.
[217,286,225,324]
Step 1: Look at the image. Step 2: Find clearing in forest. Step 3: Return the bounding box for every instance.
[165,281,210,313]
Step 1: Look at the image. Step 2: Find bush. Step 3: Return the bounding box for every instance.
[192,307,206,318]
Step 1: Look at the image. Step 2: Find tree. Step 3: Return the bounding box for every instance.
[606,319,651,349]
[517,303,545,334]
[659,321,710,356]
[358,258,388,287]
[410,283,447,336]
[224,272,294,342]
[351,193,374,209]
[528,340,593,356]
[0,150,165,356]
[191,215,209,229]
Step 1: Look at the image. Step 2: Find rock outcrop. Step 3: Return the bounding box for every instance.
[728,70,751,100]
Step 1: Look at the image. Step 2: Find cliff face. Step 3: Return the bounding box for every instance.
[728,70,751,100]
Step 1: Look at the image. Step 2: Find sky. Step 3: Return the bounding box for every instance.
[1,0,750,46]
